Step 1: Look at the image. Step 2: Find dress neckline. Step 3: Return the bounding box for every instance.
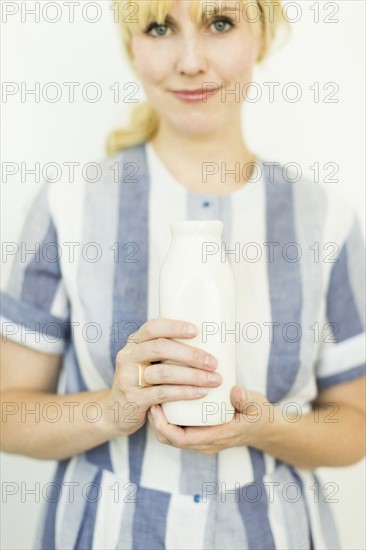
[145,140,264,199]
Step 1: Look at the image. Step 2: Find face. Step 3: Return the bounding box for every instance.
[129,0,262,137]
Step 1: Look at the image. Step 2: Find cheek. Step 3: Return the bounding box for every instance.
[218,37,259,81]
[131,38,173,83]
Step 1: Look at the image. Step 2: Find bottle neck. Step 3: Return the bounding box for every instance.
[170,221,223,242]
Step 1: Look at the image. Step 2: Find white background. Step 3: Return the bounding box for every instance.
[1,1,365,548]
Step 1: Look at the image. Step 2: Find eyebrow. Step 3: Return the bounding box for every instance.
[206,4,241,16]
[157,3,241,24]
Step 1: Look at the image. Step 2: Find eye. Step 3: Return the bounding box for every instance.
[145,21,171,37]
[210,16,235,33]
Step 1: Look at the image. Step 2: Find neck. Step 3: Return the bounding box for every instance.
[149,121,257,196]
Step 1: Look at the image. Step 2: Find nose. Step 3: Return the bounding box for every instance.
[175,33,208,76]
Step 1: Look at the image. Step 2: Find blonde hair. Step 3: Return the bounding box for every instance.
[106,0,291,156]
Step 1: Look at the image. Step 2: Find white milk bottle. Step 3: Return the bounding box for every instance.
[159,220,236,426]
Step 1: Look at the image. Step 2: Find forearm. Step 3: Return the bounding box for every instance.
[0,388,129,460]
[251,402,366,469]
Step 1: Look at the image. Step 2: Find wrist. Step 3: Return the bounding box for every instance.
[244,401,285,448]
[252,401,305,450]
[262,402,287,443]
[99,388,127,438]
[99,389,144,438]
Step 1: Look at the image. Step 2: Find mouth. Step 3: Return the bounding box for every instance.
[171,84,223,103]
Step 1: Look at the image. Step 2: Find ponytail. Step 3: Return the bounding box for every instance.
[106,101,160,156]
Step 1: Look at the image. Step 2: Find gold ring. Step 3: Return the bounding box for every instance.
[138,362,151,387]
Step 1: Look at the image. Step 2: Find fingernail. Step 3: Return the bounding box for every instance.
[195,387,208,396]
[204,355,218,369]
[208,372,222,384]
[184,324,197,336]
[150,405,156,417]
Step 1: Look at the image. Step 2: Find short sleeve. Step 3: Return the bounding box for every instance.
[1,182,71,355]
[315,208,366,389]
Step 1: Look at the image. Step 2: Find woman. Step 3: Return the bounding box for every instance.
[1,1,365,549]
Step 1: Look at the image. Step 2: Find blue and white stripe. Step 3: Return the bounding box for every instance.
[1,140,365,549]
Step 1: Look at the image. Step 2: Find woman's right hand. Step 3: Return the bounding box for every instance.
[102,318,222,437]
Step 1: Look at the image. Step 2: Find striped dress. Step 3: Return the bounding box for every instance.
[1,140,365,550]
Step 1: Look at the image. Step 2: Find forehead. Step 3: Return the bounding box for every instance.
[127,0,247,29]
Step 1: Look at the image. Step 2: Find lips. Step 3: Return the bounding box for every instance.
[171,85,222,102]
[174,88,206,94]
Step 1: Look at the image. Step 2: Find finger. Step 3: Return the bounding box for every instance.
[178,424,225,446]
[151,409,224,448]
[138,383,209,408]
[230,386,263,415]
[131,338,218,372]
[128,318,199,345]
[230,385,247,412]
[148,407,227,450]
[147,406,172,445]
[143,363,222,388]
[148,405,185,444]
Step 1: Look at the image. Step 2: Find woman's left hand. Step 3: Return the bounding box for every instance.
[146,386,271,455]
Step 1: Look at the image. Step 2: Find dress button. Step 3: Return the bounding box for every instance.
[202,201,210,208]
